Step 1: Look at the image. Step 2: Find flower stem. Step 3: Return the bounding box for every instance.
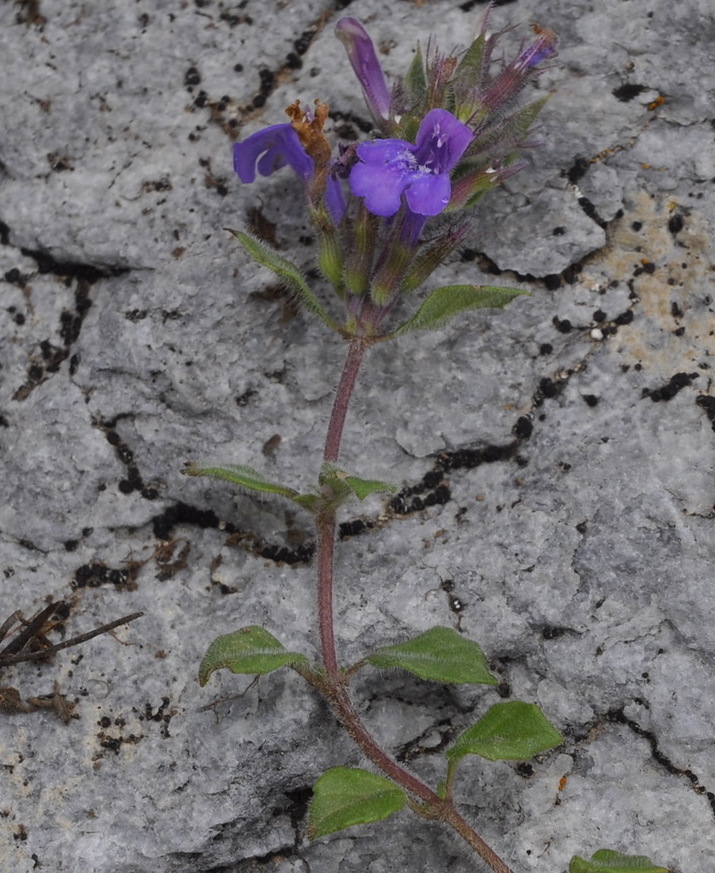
[324,338,367,463]
[314,337,518,873]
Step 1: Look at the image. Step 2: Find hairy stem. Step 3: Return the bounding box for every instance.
[313,338,518,873]
[316,512,339,679]
[324,338,368,463]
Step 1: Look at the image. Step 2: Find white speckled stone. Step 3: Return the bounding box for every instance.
[1,1,713,872]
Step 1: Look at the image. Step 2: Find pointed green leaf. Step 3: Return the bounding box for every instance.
[405,43,427,106]
[198,626,308,686]
[227,229,339,331]
[344,475,397,500]
[183,462,321,512]
[569,850,669,873]
[391,285,529,336]
[447,701,563,762]
[183,462,300,499]
[455,32,487,84]
[308,767,406,838]
[319,463,396,502]
[367,627,497,684]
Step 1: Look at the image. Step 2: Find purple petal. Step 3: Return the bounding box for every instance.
[325,176,347,223]
[233,124,313,183]
[404,172,452,216]
[413,109,473,174]
[335,18,391,121]
[349,158,409,217]
[514,27,558,72]
[356,138,414,166]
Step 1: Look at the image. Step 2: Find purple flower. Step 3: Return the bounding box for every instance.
[335,17,391,122]
[233,123,313,183]
[480,26,558,111]
[514,26,559,72]
[349,109,473,217]
[233,123,346,221]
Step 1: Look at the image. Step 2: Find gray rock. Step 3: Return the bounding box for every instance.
[1,1,713,872]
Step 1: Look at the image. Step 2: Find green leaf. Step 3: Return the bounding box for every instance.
[319,463,396,502]
[569,850,669,873]
[344,475,397,500]
[183,462,320,511]
[447,701,563,762]
[390,285,529,336]
[455,32,487,84]
[308,767,406,838]
[227,229,339,331]
[405,42,427,106]
[367,627,498,684]
[198,626,308,686]
[184,462,299,499]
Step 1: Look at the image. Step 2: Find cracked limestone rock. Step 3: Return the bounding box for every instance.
[0,1,714,872]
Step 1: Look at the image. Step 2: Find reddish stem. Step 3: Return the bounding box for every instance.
[324,338,367,463]
[314,337,518,873]
[316,512,339,678]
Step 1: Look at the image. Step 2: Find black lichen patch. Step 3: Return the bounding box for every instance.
[13,280,97,400]
[668,212,685,235]
[513,415,534,439]
[388,468,451,516]
[536,377,561,403]
[138,696,176,738]
[612,83,648,102]
[566,155,590,184]
[94,417,151,497]
[72,562,137,591]
[439,443,515,473]
[643,372,698,402]
[553,316,573,334]
[152,501,228,541]
[339,519,375,540]
[95,718,142,756]
[577,196,608,229]
[257,542,313,565]
[184,66,201,87]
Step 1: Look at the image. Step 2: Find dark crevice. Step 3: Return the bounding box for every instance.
[12,279,96,400]
[395,717,458,763]
[696,394,715,432]
[92,415,159,499]
[608,707,715,817]
[151,501,314,570]
[459,0,518,12]
[19,246,129,281]
[460,246,585,291]
[193,12,329,136]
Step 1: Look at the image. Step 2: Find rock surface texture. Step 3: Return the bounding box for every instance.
[1,1,713,872]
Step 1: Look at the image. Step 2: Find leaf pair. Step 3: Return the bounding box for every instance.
[183,461,395,515]
[308,700,562,840]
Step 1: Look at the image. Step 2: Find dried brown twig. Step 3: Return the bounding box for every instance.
[0,605,144,667]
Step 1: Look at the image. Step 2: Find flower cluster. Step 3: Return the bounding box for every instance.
[232,11,557,335]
